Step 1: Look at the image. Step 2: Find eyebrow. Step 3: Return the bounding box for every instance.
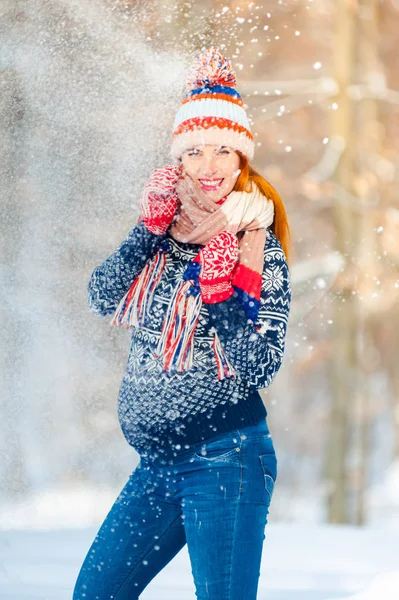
[186,146,230,152]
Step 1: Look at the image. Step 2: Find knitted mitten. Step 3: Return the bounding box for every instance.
[140,165,182,235]
[194,231,239,303]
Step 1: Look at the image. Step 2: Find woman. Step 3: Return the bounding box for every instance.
[73,49,291,600]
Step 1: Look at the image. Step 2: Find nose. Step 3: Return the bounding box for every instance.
[201,154,218,176]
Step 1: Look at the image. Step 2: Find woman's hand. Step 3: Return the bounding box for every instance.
[195,231,239,303]
[140,165,182,235]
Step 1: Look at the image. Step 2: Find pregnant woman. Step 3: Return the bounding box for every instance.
[73,49,292,600]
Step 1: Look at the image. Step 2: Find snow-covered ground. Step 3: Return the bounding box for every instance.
[1,482,398,599]
[1,523,398,600]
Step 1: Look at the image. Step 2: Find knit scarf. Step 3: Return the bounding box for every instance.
[111,182,274,379]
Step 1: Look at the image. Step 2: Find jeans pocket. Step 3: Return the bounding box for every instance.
[194,431,242,462]
[259,454,276,500]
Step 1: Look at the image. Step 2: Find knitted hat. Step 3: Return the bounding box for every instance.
[171,49,254,162]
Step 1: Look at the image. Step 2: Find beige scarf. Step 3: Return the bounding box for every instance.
[170,178,274,276]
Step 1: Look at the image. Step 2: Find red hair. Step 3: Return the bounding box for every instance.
[234,153,291,263]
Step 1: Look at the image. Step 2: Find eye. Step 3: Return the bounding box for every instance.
[216,148,231,155]
[186,149,201,157]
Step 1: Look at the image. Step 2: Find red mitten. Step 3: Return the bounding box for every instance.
[194,231,239,303]
[140,165,182,235]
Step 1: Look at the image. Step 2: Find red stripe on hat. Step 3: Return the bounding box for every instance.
[174,117,253,140]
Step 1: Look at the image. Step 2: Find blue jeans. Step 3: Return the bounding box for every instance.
[73,418,277,600]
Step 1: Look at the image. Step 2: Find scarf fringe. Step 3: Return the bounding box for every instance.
[154,280,202,372]
[212,329,237,380]
[110,240,237,379]
[110,246,167,328]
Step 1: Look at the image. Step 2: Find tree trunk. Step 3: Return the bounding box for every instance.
[326,0,357,524]
[352,0,381,526]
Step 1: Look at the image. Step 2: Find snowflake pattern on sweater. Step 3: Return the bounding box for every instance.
[88,221,291,462]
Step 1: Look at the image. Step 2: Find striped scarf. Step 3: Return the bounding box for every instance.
[111,178,274,379]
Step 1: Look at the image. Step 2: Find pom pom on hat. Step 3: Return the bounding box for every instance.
[170,48,255,162]
[185,48,237,92]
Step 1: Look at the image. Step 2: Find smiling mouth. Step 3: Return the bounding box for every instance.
[198,179,224,190]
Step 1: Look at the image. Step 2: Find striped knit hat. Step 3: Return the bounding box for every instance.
[171,49,254,162]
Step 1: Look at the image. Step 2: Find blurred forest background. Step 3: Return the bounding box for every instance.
[1,0,398,529]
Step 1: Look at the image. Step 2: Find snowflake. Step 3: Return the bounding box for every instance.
[265,263,285,293]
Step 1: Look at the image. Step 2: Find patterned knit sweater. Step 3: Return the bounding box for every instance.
[88,221,291,463]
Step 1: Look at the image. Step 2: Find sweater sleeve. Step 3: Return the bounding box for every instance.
[87,220,166,317]
[207,231,291,390]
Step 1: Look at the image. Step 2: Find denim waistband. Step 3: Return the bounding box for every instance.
[237,418,269,436]
[140,418,270,466]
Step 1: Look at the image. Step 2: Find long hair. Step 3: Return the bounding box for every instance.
[234,152,291,262]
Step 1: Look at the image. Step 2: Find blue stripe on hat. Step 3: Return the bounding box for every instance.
[187,85,242,100]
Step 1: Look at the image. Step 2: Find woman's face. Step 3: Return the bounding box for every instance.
[181,144,241,202]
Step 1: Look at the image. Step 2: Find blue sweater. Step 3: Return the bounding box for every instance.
[88,221,291,463]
